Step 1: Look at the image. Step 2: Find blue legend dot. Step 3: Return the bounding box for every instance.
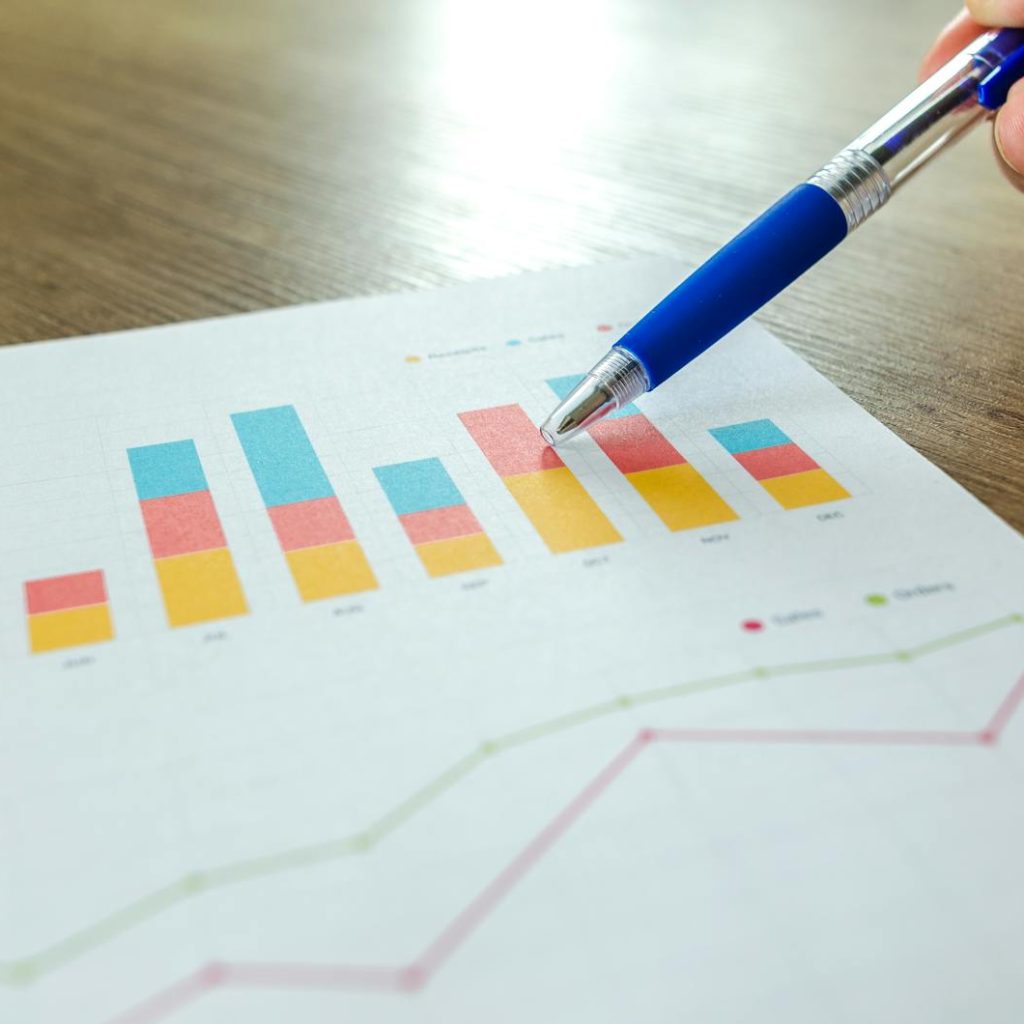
[506,339,522,347]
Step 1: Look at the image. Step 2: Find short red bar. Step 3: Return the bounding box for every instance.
[268,496,355,551]
[733,442,819,481]
[25,569,107,615]
[399,504,482,545]
[589,415,687,475]
[140,490,227,558]
[459,405,564,477]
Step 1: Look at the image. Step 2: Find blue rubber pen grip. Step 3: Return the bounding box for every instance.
[617,184,849,387]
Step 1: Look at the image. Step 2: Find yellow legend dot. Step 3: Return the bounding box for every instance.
[405,355,422,363]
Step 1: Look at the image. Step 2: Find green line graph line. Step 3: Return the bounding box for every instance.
[2,612,1020,988]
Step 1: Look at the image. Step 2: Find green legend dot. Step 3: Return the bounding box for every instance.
[865,593,888,607]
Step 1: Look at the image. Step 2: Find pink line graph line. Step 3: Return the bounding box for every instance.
[413,733,648,983]
[981,671,1024,741]
[107,672,1024,1024]
[105,967,216,1024]
[646,727,983,747]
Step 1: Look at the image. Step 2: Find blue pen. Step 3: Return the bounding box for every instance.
[540,28,1024,446]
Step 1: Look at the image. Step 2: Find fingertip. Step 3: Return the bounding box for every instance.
[994,81,1024,187]
[965,0,1024,26]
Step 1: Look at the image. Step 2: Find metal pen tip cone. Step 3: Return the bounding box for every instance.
[539,378,617,447]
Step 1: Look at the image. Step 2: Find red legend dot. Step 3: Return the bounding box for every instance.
[596,324,612,332]
[741,619,765,633]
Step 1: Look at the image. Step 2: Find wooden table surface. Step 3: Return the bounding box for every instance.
[2,0,1021,528]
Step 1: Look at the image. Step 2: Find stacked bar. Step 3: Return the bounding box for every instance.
[128,440,249,627]
[709,419,850,509]
[25,570,114,654]
[374,458,502,577]
[231,405,377,602]
[547,376,737,531]
[459,404,621,553]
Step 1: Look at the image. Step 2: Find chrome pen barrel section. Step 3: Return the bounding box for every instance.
[593,347,650,408]
[809,30,1000,233]
[807,150,891,231]
[851,34,994,189]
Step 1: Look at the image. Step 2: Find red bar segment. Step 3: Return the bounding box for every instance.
[733,443,819,481]
[140,490,227,558]
[268,496,354,551]
[25,570,108,615]
[459,405,564,477]
[400,504,482,545]
[589,415,687,474]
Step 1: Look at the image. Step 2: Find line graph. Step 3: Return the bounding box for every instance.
[1,614,1018,990]
[0,614,1019,997]
[107,665,1024,1024]
[0,611,1019,1024]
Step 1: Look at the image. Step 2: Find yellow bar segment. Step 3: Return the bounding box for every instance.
[627,464,738,531]
[285,540,378,602]
[761,468,851,509]
[504,467,621,553]
[28,604,114,653]
[416,533,502,577]
[155,548,249,627]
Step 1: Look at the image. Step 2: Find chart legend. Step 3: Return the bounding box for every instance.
[24,570,114,653]
[710,418,850,509]
[374,458,502,577]
[127,440,249,627]
[547,375,737,531]
[231,406,378,602]
[459,404,621,553]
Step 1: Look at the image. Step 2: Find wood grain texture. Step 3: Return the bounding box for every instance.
[1,0,1021,527]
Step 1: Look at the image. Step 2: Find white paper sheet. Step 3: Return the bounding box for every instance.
[1,259,1022,1023]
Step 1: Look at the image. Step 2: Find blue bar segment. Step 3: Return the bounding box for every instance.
[128,440,209,500]
[231,406,334,508]
[710,419,791,455]
[546,374,640,420]
[374,458,464,516]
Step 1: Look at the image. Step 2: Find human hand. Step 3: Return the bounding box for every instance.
[920,4,1024,189]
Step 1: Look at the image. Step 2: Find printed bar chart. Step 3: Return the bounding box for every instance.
[231,405,377,601]
[127,440,249,627]
[709,419,850,509]
[374,458,502,577]
[459,404,621,553]
[547,376,737,531]
[24,569,114,653]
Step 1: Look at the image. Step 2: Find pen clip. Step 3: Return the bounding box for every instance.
[977,29,1024,110]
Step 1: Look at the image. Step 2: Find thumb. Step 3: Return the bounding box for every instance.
[994,79,1024,186]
